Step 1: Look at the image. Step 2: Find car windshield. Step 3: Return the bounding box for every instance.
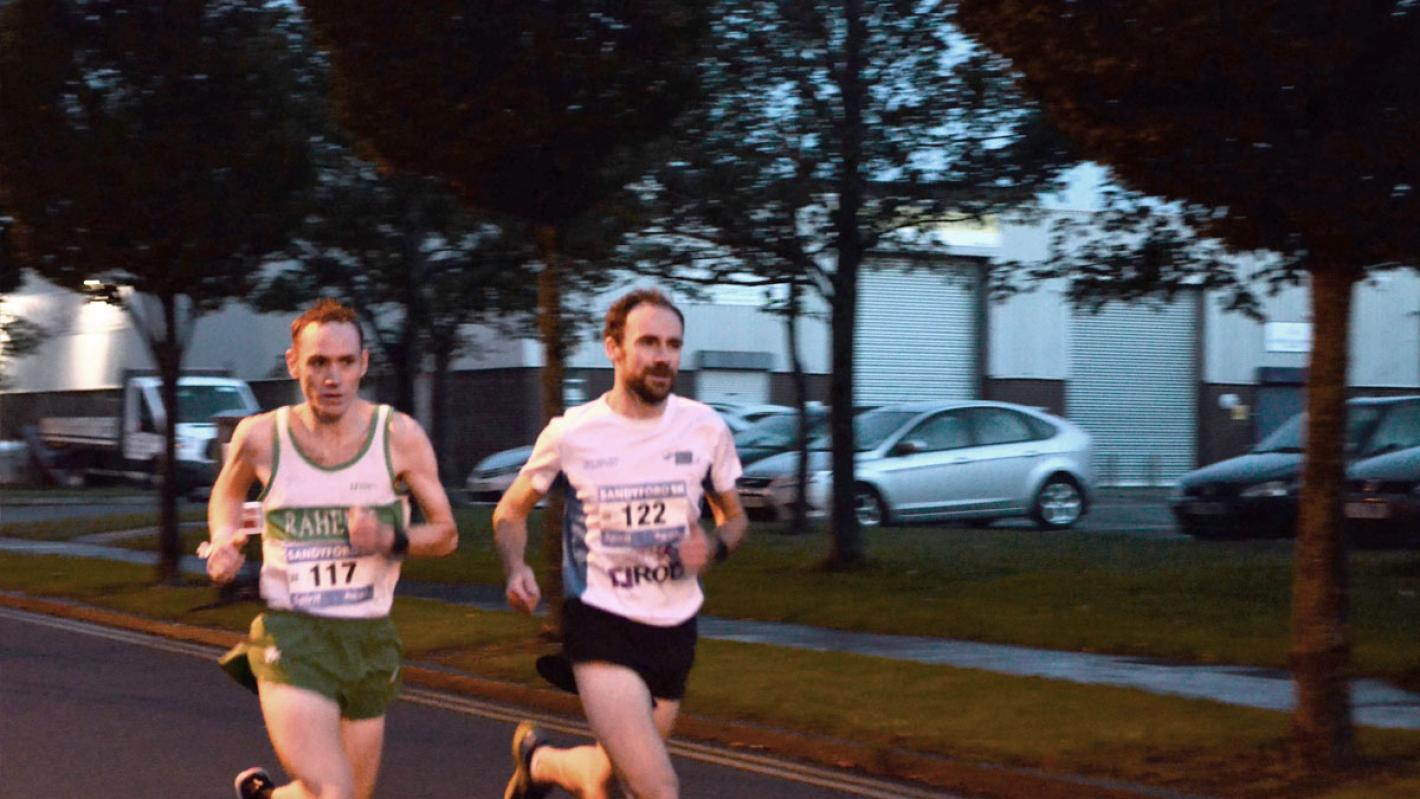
[733,412,821,448]
[808,409,918,452]
[177,385,253,424]
[1359,401,1420,456]
[1252,404,1385,455]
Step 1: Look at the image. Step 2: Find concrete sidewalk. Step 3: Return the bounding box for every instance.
[2,534,1417,731]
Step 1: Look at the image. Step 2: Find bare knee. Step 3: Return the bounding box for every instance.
[315,785,356,799]
[620,771,678,799]
[276,775,355,799]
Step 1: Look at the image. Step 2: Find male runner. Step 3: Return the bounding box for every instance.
[205,298,458,799]
[494,288,747,799]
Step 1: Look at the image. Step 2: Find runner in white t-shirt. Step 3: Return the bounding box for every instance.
[495,288,747,799]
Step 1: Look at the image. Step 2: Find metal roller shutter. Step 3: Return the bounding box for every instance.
[857,261,978,405]
[1068,298,1198,486]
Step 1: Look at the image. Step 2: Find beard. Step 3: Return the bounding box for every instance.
[627,365,675,405]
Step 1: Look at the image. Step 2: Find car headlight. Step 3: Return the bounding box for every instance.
[1240,479,1296,498]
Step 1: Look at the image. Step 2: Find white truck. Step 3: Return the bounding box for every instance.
[18,370,260,493]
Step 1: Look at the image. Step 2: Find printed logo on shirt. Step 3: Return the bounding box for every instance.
[271,507,349,541]
[664,451,694,465]
[609,561,685,588]
[583,456,619,470]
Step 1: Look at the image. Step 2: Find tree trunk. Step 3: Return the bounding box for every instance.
[430,344,453,483]
[155,292,183,584]
[392,271,423,415]
[826,0,867,568]
[786,280,810,534]
[1290,265,1358,769]
[535,225,568,636]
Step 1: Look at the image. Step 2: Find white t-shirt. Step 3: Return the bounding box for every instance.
[521,394,742,626]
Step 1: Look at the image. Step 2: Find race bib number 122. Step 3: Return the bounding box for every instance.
[597,481,690,549]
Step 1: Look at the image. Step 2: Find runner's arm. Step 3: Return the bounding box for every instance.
[205,414,267,583]
[492,473,546,614]
[705,488,748,554]
[387,412,458,558]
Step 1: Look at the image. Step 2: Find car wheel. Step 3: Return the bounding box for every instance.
[1032,476,1084,530]
[854,485,890,528]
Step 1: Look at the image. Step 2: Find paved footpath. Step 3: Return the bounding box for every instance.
[3,533,1416,732]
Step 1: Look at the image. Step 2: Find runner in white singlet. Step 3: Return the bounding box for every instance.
[495,288,747,799]
[205,299,457,799]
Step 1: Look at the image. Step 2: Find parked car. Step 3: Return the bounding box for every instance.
[704,401,794,433]
[1171,395,1420,539]
[1342,445,1420,548]
[737,400,1093,529]
[732,405,829,467]
[464,445,534,503]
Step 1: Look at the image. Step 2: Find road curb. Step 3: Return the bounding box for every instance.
[0,495,159,506]
[0,591,1214,799]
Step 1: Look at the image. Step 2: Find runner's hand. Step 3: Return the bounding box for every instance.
[505,563,541,615]
[205,535,246,584]
[679,519,713,575]
[347,505,388,555]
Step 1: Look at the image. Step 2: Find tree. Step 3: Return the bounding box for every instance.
[631,0,1072,563]
[953,0,1420,769]
[254,152,537,477]
[302,0,711,627]
[0,0,317,580]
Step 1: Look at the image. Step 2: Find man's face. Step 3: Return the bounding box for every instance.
[286,321,368,422]
[607,304,683,406]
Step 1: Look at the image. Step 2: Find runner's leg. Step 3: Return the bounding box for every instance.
[519,665,682,799]
[340,715,386,799]
[573,661,679,799]
[258,680,357,799]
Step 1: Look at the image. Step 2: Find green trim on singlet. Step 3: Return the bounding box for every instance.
[383,407,398,488]
[286,404,381,473]
[256,413,279,502]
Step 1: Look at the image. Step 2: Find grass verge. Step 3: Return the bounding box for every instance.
[2,549,1418,799]
[16,504,1420,690]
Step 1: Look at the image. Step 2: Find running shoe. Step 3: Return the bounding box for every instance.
[233,766,276,798]
[504,721,551,799]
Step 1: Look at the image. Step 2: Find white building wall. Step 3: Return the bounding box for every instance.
[1202,285,1310,384]
[982,216,1073,381]
[3,277,152,391]
[1203,272,1420,388]
[1350,271,1420,387]
[186,302,297,381]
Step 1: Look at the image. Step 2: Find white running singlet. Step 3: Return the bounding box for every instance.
[520,394,742,626]
[257,405,409,619]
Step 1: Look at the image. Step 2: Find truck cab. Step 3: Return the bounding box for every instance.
[34,372,259,494]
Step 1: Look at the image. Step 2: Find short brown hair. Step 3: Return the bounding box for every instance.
[603,288,684,344]
[291,298,364,349]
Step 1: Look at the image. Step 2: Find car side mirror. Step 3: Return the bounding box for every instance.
[892,439,926,456]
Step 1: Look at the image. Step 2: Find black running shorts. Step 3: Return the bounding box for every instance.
[561,598,698,701]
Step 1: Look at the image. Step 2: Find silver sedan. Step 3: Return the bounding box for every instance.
[737,400,1094,529]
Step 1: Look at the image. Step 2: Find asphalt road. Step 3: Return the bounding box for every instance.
[0,608,959,799]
